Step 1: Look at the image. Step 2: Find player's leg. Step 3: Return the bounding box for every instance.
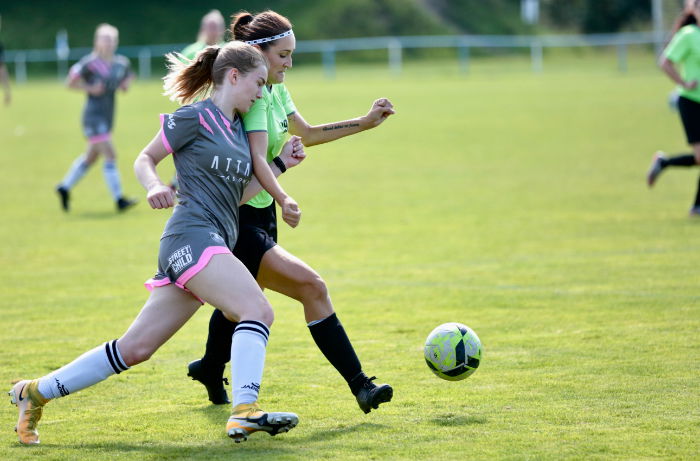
[98,139,136,212]
[257,245,393,414]
[689,143,700,216]
[187,221,270,405]
[649,96,700,187]
[9,285,200,445]
[185,253,298,441]
[55,141,101,211]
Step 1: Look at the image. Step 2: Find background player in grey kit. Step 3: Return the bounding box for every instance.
[0,15,11,106]
[56,23,136,212]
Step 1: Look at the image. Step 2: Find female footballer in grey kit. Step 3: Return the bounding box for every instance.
[10,41,306,445]
[56,24,137,212]
[187,10,396,415]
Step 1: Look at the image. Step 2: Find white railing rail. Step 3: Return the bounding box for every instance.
[4,31,662,82]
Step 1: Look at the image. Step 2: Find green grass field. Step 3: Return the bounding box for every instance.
[1,53,698,460]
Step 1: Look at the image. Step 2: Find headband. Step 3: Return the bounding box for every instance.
[244,29,293,45]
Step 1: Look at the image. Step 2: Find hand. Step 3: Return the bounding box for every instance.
[281,196,301,228]
[279,135,306,169]
[147,184,176,209]
[87,81,106,96]
[684,80,698,90]
[363,98,396,128]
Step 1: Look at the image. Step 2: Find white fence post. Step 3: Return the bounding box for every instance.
[388,39,402,76]
[458,39,470,74]
[322,43,335,79]
[531,40,543,73]
[617,43,627,73]
[138,48,151,80]
[15,52,27,84]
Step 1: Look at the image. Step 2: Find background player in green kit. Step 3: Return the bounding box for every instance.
[647,0,700,215]
[56,24,136,212]
[187,10,397,414]
[181,10,227,61]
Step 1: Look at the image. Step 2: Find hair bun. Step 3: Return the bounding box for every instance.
[231,11,254,39]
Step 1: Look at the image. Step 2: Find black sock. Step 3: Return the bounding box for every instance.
[663,154,696,167]
[200,309,237,369]
[694,176,700,207]
[308,313,366,394]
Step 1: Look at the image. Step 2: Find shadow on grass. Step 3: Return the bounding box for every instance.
[430,413,488,426]
[72,210,123,220]
[296,422,388,444]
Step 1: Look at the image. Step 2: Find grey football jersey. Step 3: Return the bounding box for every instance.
[159,99,253,248]
[69,53,132,123]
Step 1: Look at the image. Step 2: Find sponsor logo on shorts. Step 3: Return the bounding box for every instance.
[167,114,176,130]
[209,232,225,244]
[168,245,194,274]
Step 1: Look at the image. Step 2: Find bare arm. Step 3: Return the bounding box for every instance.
[66,73,105,96]
[133,131,177,209]
[288,98,395,147]
[0,63,10,105]
[240,136,306,205]
[659,57,697,90]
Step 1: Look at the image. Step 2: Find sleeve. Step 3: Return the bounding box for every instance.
[664,27,691,63]
[281,85,297,116]
[118,56,134,83]
[242,97,269,133]
[180,42,201,61]
[68,56,90,81]
[159,105,200,154]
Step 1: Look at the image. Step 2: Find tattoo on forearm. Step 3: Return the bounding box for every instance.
[322,123,360,131]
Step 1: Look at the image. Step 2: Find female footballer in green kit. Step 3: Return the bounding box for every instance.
[187,10,397,414]
[648,0,700,216]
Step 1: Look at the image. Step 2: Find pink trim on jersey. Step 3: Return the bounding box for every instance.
[175,246,231,289]
[198,112,214,135]
[88,133,111,144]
[204,108,234,146]
[88,59,110,78]
[159,114,174,153]
[216,109,235,137]
[144,277,205,304]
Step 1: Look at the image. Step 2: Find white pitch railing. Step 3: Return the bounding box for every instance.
[4,31,663,82]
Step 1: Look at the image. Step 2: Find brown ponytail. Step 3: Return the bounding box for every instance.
[230,10,292,50]
[163,41,267,105]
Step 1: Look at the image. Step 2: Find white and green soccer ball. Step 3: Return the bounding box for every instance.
[424,323,482,381]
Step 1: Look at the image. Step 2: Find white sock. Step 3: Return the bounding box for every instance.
[230,321,269,406]
[60,154,90,189]
[103,160,123,200]
[37,339,129,400]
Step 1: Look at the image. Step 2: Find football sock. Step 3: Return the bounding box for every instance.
[37,339,129,400]
[308,313,365,395]
[662,154,696,167]
[201,309,236,369]
[60,154,90,189]
[230,321,269,406]
[103,160,123,200]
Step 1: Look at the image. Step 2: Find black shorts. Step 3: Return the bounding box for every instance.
[232,203,277,278]
[678,96,700,144]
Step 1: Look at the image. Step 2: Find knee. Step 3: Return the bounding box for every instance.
[118,341,155,367]
[233,296,275,327]
[299,273,329,303]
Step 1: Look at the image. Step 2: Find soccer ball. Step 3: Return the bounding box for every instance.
[424,323,482,381]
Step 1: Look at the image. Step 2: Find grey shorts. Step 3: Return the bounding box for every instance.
[144,226,232,303]
[82,116,112,143]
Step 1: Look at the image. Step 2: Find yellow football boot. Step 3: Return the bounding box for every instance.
[226,402,298,443]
